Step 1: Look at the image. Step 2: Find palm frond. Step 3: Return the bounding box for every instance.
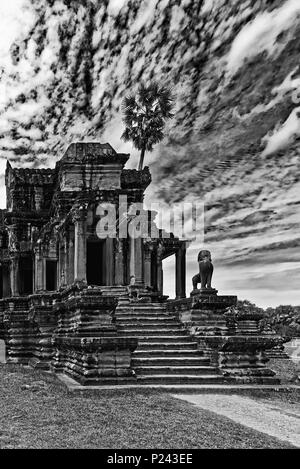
[121,128,131,142]
[122,95,137,112]
[121,80,175,168]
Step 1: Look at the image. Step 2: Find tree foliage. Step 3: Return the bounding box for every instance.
[121,82,174,170]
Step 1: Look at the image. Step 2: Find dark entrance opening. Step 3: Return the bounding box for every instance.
[46,260,57,291]
[87,240,106,286]
[2,264,10,298]
[19,257,33,295]
[151,251,157,291]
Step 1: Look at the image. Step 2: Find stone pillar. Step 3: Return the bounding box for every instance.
[106,238,115,286]
[115,239,125,285]
[73,211,87,283]
[34,187,43,211]
[175,244,186,299]
[42,258,46,290]
[157,260,163,295]
[34,247,44,291]
[156,246,164,295]
[129,236,143,285]
[66,229,75,285]
[10,254,20,297]
[144,243,152,288]
[58,240,66,288]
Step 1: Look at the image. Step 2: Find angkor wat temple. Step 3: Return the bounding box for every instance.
[0,143,282,386]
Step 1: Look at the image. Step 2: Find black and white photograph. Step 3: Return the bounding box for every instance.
[0,0,299,452]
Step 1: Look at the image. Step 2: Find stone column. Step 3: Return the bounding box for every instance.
[106,238,115,286]
[144,243,152,288]
[34,247,44,291]
[157,262,163,295]
[42,257,46,290]
[66,229,75,285]
[175,244,186,299]
[129,236,144,285]
[10,254,20,297]
[156,246,164,295]
[73,210,87,283]
[34,187,43,211]
[115,238,125,285]
[58,239,66,288]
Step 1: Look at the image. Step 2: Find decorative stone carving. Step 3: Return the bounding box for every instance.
[121,167,152,190]
[168,296,282,384]
[51,283,138,384]
[8,228,19,252]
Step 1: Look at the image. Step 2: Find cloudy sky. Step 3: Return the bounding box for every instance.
[0,0,299,307]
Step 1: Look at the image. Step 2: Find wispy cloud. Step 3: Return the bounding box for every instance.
[262,107,300,155]
[227,0,300,75]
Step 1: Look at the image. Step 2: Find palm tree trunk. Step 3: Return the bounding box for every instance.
[138,147,146,171]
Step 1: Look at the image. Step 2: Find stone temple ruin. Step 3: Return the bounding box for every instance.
[0,142,282,386]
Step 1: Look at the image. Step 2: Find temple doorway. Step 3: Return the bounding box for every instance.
[46,260,57,291]
[162,255,176,299]
[87,240,106,286]
[0,339,6,363]
[2,264,10,298]
[19,256,33,295]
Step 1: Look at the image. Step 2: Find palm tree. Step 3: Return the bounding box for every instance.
[121,82,174,171]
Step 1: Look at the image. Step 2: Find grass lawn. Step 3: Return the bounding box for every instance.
[243,359,300,408]
[0,365,296,449]
[268,358,300,385]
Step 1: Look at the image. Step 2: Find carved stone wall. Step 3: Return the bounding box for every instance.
[0,284,138,385]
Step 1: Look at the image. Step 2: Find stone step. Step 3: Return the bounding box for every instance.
[137,340,198,348]
[119,329,188,337]
[117,323,183,330]
[101,290,128,297]
[115,306,166,318]
[133,348,200,356]
[133,366,217,375]
[115,316,177,323]
[115,311,172,318]
[132,357,210,366]
[136,375,224,384]
[118,304,166,311]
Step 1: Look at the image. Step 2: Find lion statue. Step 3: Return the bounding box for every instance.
[192,249,214,290]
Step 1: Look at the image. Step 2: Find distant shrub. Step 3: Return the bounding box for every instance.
[261,305,300,338]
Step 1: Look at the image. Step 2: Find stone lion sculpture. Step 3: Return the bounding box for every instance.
[192,249,214,290]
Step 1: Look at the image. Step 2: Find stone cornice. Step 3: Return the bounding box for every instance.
[121,167,151,190]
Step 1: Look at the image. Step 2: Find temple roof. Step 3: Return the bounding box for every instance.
[59,142,129,165]
[5,142,131,190]
[8,167,56,185]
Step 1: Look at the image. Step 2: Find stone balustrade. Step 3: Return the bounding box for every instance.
[167,292,282,384]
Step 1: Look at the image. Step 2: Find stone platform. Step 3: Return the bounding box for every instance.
[167,291,282,385]
[0,286,285,386]
[56,372,300,395]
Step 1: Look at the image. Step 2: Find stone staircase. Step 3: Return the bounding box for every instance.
[105,288,224,385]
